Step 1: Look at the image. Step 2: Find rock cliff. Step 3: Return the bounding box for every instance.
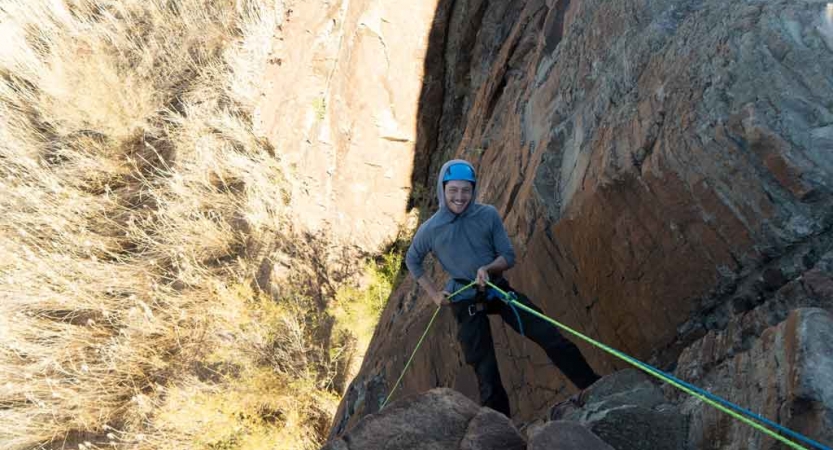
[256,0,443,251]
[325,337,832,449]
[324,0,833,446]
[325,308,833,449]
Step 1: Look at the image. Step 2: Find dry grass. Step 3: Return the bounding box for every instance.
[330,248,405,378]
[0,0,387,448]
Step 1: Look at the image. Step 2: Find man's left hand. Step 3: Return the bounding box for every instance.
[475,266,490,289]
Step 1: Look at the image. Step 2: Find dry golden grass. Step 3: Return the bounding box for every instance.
[0,1,390,448]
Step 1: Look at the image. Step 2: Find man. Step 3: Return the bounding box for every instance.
[405,159,600,417]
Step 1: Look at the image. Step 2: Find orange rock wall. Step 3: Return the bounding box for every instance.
[331,0,833,437]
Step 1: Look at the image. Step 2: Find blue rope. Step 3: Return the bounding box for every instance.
[628,357,831,450]
[506,291,524,336]
[483,280,831,450]
[387,279,829,450]
[483,286,524,335]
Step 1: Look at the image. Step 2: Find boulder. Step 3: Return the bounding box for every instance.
[551,370,687,450]
[528,421,614,450]
[460,408,526,450]
[323,388,524,450]
[676,308,833,450]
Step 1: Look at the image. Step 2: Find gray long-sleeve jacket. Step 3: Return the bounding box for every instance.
[405,159,516,301]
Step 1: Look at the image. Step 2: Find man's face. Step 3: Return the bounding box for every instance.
[444,180,473,214]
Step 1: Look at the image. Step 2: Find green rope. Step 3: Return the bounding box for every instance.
[484,281,814,450]
[380,281,476,409]
[378,277,823,449]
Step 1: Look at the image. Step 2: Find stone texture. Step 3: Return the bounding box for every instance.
[321,388,524,450]
[322,388,479,450]
[550,370,687,450]
[676,308,833,450]
[460,408,526,450]
[528,420,614,450]
[549,369,666,422]
[573,369,665,412]
[582,406,687,450]
[331,0,833,442]
[256,0,441,252]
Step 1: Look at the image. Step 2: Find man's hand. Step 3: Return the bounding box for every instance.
[431,290,451,307]
[416,275,450,307]
[475,266,490,289]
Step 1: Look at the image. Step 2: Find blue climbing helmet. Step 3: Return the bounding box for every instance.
[442,162,476,185]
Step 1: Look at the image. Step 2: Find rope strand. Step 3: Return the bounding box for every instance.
[485,281,829,450]
[380,281,476,409]
[379,279,829,450]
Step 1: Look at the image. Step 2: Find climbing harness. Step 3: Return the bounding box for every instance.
[381,279,831,450]
[454,278,525,335]
[488,288,524,336]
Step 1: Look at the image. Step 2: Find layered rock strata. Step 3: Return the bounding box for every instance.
[331,0,833,441]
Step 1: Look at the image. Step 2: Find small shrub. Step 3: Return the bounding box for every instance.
[330,248,405,384]
[312,97,327,121]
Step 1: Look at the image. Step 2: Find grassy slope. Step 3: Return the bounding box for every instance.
[0,1,403,448]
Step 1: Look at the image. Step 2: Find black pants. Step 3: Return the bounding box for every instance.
[451,280,600,417]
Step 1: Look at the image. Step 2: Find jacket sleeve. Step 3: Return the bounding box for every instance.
[491,207,516,268]
[405,223,431,280]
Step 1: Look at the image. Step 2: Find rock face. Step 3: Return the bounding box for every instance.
[321,388,525,450]
[329,0,833,445]
[256,0,441,251]
[675,307,833,450]
[547,370,687,450]
[319,371,684,450]
[527,421,614,450]
[324,352,831,449]
[319,384,626,450]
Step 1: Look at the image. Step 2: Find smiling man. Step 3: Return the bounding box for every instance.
[405,159,600,417]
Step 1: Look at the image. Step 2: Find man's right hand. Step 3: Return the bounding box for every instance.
[431,290,451,307]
